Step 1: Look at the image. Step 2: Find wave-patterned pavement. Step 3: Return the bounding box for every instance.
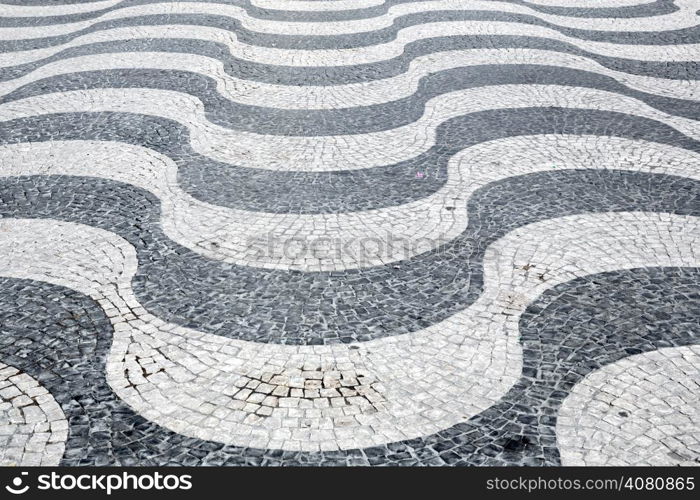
[0,0,698,466]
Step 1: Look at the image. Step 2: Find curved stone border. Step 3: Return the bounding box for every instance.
[2,86,699,172]
[2,20,698,73]
[2,49,696,111]
[2,168,699,343]
[2,65,698,136]
[0,211,698,450]
[3,136,700,270]
[2,35,695,87]
[2,107,698,215]
[0,0,695,45]
[0,0,675,22]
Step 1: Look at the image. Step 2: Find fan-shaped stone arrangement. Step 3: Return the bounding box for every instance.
[0,0,697,466]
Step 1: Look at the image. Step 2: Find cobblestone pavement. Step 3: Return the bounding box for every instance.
[0,0,698,466]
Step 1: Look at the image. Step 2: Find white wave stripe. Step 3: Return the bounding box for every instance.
[1,21,698,70]
[1,0,697,40]
[2,48,696,110]
[0,0,122,17]
[0,363,67,467]
[2,85,698,173]
[558,346,700,466]
[3,136,700,271]
[0,212,697,450]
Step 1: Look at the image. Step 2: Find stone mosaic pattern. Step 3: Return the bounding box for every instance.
[0,0,698,466]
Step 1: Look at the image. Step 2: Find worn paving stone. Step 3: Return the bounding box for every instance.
[0,0,697,466]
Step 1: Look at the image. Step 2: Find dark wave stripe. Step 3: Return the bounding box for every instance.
[1,170,698,344]
[1,36,696,86]
[3,65,697,136]
[0,0,680,27]
[1,9,699,57]
[1,108,698,214]
[517,0,677,18]
[1,266,697,465]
